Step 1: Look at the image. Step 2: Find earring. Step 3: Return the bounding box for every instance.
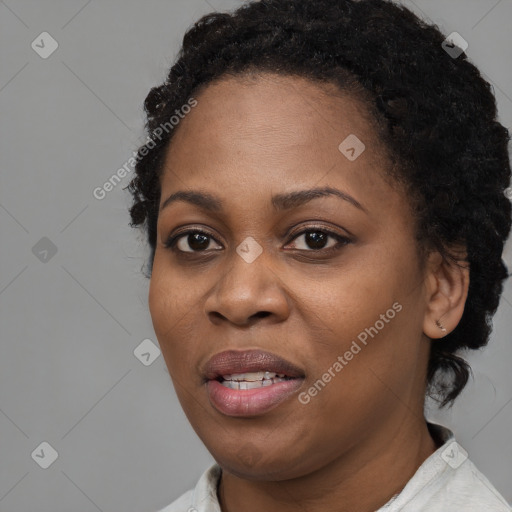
[435,319,447,333]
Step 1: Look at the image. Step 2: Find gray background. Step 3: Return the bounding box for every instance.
[0,0,511,511]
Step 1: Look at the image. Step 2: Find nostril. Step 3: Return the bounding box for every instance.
[252,311,271,319]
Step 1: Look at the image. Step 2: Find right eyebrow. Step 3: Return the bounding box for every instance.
[159,185,367,214]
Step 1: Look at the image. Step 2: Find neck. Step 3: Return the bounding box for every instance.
[218,416,438,512]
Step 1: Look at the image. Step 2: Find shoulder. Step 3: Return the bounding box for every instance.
[431,457,511,511]
[156,489,195,512]
[422,424,510,511]
[156,489,194,512]
[155,464,222,512]
[380,424,511,512]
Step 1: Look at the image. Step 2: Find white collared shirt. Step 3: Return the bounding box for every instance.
[157,423,511,512]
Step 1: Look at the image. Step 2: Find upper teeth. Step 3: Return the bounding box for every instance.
[222,371,286,381]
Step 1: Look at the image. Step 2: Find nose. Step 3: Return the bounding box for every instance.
[204,246,291,327]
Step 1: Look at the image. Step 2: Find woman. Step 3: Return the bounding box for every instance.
[127,0,511,510]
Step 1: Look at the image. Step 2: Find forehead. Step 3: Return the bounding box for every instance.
[166,72,381,160]
[159,72,402,221]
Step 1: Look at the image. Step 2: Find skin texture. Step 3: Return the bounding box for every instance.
[148,73,470,512]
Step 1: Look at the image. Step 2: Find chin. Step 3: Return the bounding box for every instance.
[211,443,317,481]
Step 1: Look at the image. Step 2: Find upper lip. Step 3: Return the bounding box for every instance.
[203,349,305,381]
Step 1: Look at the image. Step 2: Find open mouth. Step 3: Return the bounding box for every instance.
[203,350,305,417]
[216,371,296,390]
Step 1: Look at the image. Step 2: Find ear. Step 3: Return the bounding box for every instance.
[422,248,470,339]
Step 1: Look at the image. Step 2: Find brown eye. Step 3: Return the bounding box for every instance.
[298,231,330,250]
[165,230,222,253]
[287,229,350,251]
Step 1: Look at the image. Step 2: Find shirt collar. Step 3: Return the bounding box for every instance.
[186,463,222,512]
[185,422,455,512]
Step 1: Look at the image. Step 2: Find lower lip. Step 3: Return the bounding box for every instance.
[206,378,304,417]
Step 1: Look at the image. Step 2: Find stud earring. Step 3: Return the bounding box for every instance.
[435,319,447,333]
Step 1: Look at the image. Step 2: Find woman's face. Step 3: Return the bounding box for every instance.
[149,73,434,479]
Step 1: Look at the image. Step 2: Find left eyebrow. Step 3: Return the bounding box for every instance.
[159,186,367,214]
[271,186,367,213]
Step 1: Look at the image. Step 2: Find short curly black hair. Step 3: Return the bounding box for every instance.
[127,0,511,407]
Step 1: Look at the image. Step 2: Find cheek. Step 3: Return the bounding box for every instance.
[148,261,202,372]
[296,248,421,388]
[149,252,206,326]
[297,258,398,339]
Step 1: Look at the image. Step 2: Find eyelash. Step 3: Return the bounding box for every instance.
[163,225,352,256]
